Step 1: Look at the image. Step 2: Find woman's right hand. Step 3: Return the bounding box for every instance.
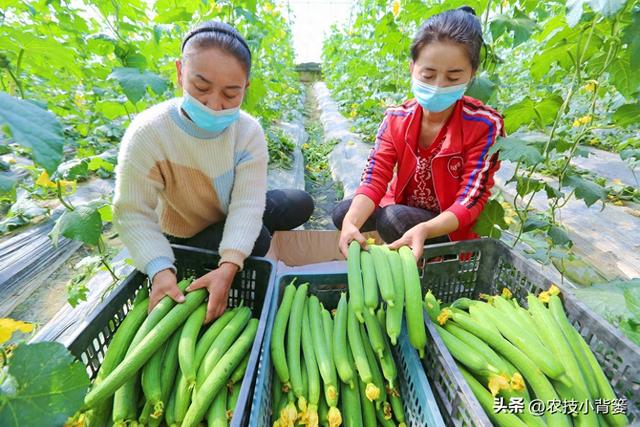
[338,221,368,257]
[149,268,185,312]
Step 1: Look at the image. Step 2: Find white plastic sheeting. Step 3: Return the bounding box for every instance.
[1,178,114,317]
[495,162,640,279]
[313,82,370,199]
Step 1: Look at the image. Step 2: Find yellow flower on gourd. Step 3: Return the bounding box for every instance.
[264,2,273,12]
[538,291,551,303]
[36,171,77,193]
[392,0,401,17]
[488,374,510,396]
[612,179,623,186]
[548,284,560,296]
[572,115,592,127]
[437,308,453,325]
[583,81,597,92]
[511,373,526,392]
[36,170,56,188]
[74,92,84,107]
[0,318,35,344]
[501,0,510,8]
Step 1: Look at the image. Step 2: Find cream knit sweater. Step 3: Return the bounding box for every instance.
[113,98,268,279]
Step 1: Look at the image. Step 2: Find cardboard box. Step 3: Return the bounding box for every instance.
[265,230,382,274]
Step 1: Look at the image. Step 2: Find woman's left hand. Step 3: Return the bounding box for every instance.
[388,222,429,261]
[186,262,239,323]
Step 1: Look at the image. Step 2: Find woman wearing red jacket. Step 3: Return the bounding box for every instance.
[333,6,504,260]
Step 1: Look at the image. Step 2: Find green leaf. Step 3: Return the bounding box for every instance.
[66,281,89,308]
[0,92,64,174]
[503,95,562,133]
[87,157,115,173]
[516,176,544,196]
[473,199,508,238]
[489,12,536,46]
[622,8,640,70]
[552,255,605,286]
[488,133,545,166]
[0,216,29,234]
[465,75,497,103]
[0,174,17,195]
[624,287,640,319]
[609,55,640,98]
[53,158,89,181]
[108,67,169,103]
[620,148,640,162]
[544,183,564,199]
[49,205,103,247]
[123,53,148,70]
[573,279,640,345]
[548,225,572,246]
[612,103,640,126]
[0,342,90,427]
[98,204,113,222]
[563,174,607,207]
[243,78,267,113]
[95,99,130,120]
[523,216,550,232]
[86,33,118,56]
[524,248,551,264]
[534,95,564,126]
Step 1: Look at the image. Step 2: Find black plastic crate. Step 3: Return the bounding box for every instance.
[417,238,640,426]
[65,244,275,427]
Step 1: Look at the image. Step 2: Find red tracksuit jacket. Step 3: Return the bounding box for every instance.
[355,96,504,242]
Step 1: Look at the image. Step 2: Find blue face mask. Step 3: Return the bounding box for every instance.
[181,91,241,133]
[411,78,468,113]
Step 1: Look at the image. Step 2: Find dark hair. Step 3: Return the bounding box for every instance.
[181,21,252,76]
[410,6,483,70]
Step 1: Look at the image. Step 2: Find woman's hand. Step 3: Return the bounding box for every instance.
[338,221,368,257]
[186,262,239,323]
[388,222,430,261]
[149,269,185,312]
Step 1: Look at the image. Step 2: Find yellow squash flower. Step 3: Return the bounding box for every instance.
[0,318,35,344]
[392,0,401,17]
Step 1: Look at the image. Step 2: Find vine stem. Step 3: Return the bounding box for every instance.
[512,18,598,244]
[56,181,75,211]
[5,67,24,99]
[549,21,618,220]
[98,237,119,283]
[483,0,492,30]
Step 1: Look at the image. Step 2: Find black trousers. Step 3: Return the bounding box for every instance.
[331,198,449,244]
[167,189,314,256]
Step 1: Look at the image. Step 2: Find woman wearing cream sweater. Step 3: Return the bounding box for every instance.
[114,21,313,323]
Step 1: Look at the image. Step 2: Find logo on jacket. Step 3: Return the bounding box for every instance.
[448,156,463,179]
